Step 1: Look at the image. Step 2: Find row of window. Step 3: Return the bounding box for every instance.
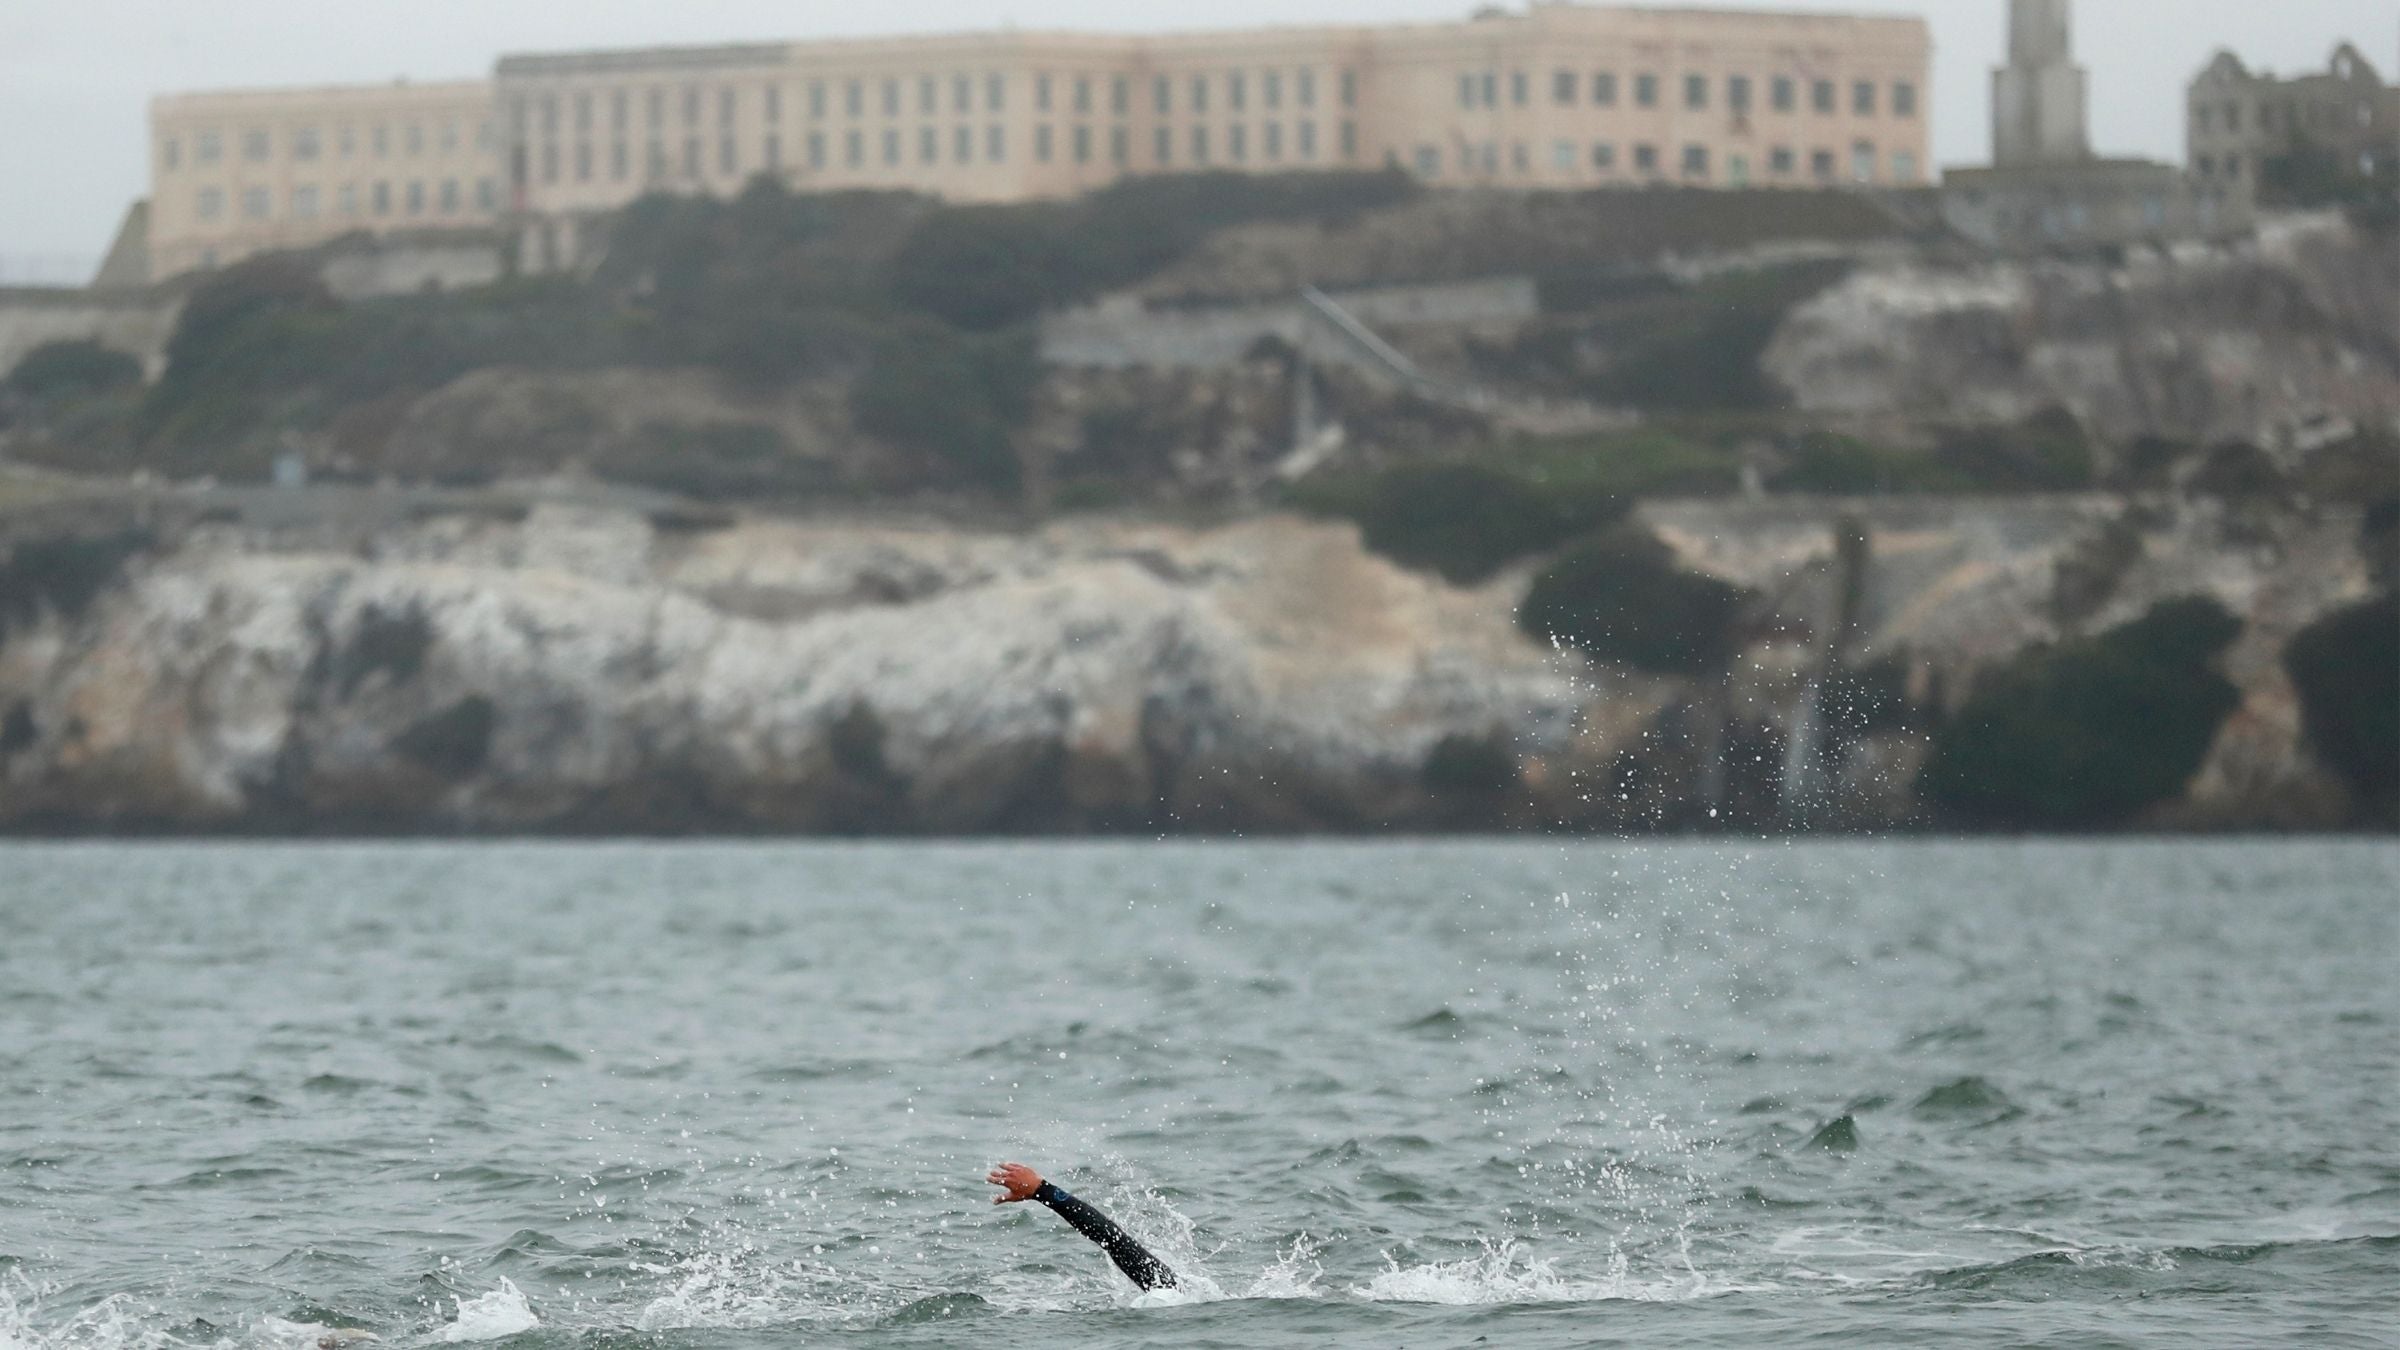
[192,177,499,224]
[2192,97,2380,136]
[1411,138,1914,184]
[514,67,1363,140]
[1464,69,1916,118]
[161,120,493,171]
[529,119,1367,186]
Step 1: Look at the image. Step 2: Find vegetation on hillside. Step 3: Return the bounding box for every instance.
[2283,592,2400,813]
[885,168,1420,330]
[1517,525,1754,676]
[849,320,1040,488]
[1497,260,1852,411]
[14,170,1417,494]
[5,340,142,401]
[1918,597,2246,828]
[0,529,154,639]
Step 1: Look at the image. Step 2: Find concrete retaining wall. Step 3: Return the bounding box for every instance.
[0,288,181,380]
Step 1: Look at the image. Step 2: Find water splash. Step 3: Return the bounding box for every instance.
[1354,1237,1720,1305]
[630,1246,844,1330]
[432,1281,536,1344]
[0,1276,180,1350]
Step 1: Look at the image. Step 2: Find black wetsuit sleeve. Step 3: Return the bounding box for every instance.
[1032,1180,1177,1290]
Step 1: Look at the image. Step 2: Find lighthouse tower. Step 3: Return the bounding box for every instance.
[1992,0,2092,166]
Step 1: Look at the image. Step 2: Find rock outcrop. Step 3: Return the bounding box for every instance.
[0,493,2379,833]
[0,508,1575,832]
[1764,213,2400,452]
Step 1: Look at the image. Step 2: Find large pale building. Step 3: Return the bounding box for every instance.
[144,3,1931,280]
[148,80,501,280]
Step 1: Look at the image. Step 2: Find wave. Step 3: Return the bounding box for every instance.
[1909,1076,2015,1119]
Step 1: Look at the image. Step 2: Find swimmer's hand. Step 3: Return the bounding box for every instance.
[987,1161,1044,1204]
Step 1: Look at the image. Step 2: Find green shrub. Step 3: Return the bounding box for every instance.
[881,168,1420,331]
[336,604,433,697]
[1933,407,2096,491]
[1291,460,1620,584]
[6,340,142,400]
[0,529,153,638]
[1782,414,2098,496]
[2366,498,2400,591]
[1776,432,1974,494]
[594,420,824,499]
[143,256,338,450]
[850,320,1038,488]
[1584,260,1851,412]
[1422,733,1522,798]
[1518,525,1752,675]
[2283,593,2399,808]
[599,179,919,319]
[881,204,1075,331]
[1505,427,1744,500]
[1919,597,2246,828]
[392,696,497,776]
[163,255,333,373]
[2187,441,2288,499]
[1292,428,1736,583]
[2116,435,2197,489]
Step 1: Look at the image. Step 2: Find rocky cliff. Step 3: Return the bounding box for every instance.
[0,493,2378,833]
[1764,213,2400,452]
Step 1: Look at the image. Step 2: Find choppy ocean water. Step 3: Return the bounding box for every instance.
[1,839,2393,1348]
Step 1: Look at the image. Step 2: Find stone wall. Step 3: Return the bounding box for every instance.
[0,229,508,384]
[0,287,181,380]
[318,231,508,299]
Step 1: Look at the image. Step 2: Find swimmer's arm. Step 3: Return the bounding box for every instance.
[987,1162,1178,1290]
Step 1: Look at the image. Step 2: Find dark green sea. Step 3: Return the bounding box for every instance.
[2,840,2393,1347]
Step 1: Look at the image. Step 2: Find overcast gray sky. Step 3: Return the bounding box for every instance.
[1,0,2392,280]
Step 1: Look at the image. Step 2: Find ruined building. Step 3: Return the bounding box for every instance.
[1942,0,2248,250]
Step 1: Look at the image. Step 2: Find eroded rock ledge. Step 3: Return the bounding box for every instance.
[0,498,2377,833]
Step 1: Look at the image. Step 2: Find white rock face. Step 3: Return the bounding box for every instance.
[0,508,1581,830]
[0,497,2374,831]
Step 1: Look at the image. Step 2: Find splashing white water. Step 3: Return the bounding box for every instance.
[632,1247,836,1330]
[0,1276,178,1350]
[1356,1238,1722,1305]
[433,1281,537,1344]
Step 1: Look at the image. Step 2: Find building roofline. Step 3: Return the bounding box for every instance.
[496,41,795,77]
[491,4,1927,78]
[151,78,489,112]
